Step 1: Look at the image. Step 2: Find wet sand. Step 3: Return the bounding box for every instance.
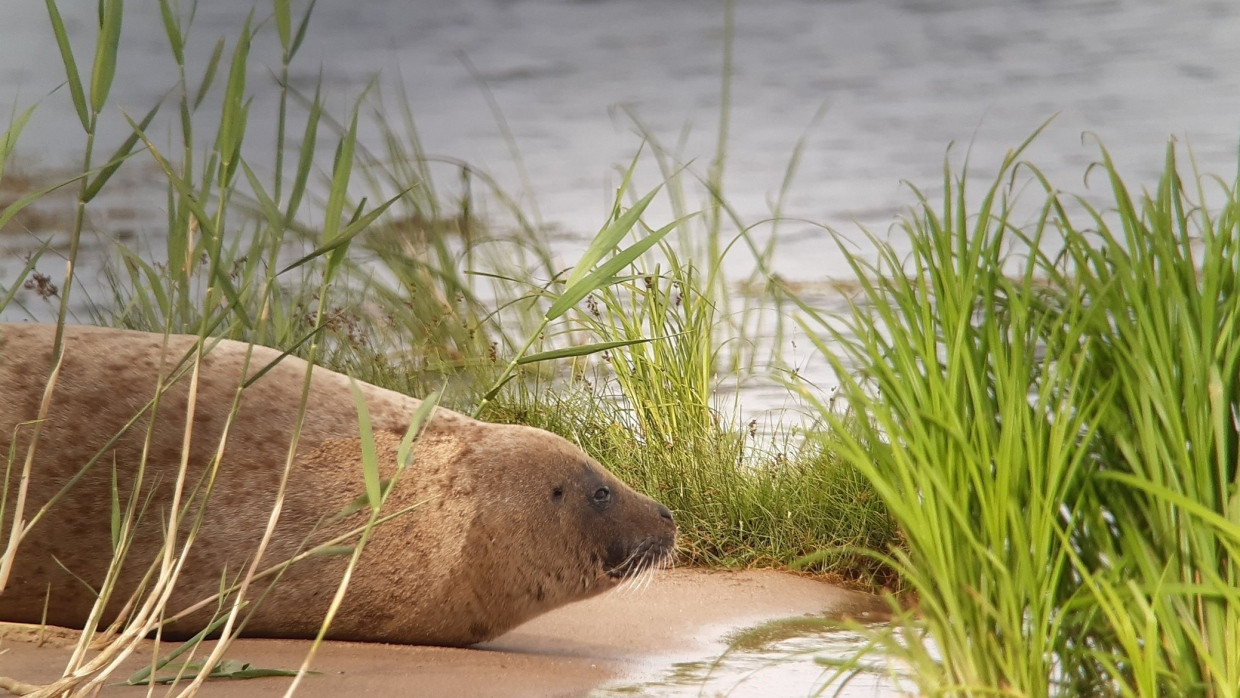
[0,568,886,697]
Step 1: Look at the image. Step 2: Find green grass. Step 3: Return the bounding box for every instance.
[485,391,897,581]
[15,0,1237,694]
[797,132,1240,695]
[0,1,896,694]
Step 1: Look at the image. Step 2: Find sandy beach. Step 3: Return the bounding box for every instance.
[0,568,886,697]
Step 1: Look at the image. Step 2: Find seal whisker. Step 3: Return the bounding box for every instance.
[634,565,656,594]
[616,566,651,595]
[607,534,675,596]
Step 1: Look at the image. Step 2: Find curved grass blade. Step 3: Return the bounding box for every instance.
[44,0,88,131]
[348,378,381,512]
[515,337,658,365]
[546,215,690,320]
[0,245,49,311]
[0,174,85,231]
[395,391,440,472]
[0,103,37,184]
[194,38,226,111]
[84,98,162,202]
[563,184,660,292]
[89,0,124,115]
[276,191,405,275]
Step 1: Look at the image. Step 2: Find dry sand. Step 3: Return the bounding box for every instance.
[0,569,887,697]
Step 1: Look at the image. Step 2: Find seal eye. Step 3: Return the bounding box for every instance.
[593,486,611,504]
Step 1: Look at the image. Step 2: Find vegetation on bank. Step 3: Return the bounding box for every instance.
[2,1,1238,696]
[0,1,894,694]
[800,133,1240,695]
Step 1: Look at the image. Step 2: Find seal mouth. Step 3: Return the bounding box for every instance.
[605,536,676,580]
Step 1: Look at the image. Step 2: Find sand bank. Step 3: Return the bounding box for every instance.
[0,569,886,697]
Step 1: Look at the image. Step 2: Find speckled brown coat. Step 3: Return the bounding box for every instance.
[0,324,675,646]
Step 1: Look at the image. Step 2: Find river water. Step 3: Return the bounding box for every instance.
[3,0,1239,426]
[4,0,1240,265]
[3,0,1239,421]
[0,3,1236,381]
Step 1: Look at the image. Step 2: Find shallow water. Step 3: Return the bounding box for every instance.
[598,621,909,698]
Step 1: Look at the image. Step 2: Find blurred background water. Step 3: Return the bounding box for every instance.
[5,0,1239,248]
[2,0,1238,414]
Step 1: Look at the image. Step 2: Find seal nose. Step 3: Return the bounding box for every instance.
[656,503,673,523]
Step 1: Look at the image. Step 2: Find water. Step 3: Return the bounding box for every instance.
[597,621,913,698]
[5,0,1240,240]
[3,0,1239,403]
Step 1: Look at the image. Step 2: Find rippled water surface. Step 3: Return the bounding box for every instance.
[5,0,1239,240]
[2,0,1239,402]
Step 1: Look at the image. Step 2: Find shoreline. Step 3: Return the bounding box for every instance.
[0,568,887,697]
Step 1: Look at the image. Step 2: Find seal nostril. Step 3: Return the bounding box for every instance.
[657,504,673,521]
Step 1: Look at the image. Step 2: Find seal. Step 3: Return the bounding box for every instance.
[0,323,676,646]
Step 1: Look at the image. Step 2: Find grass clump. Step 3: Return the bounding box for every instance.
[484,388,897,583]
[799,132,1240,695]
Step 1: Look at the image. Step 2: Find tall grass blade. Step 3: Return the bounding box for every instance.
[564,182,660,291]
[215,11,253,186]
[0,103,36,184]
[283,79,322,224]
[348,378,381,512]
[277,193,403,275]
[281,391,439,697]
[547,216,686,320]
[274,0,291,51]
[194,38,225,111]
[515,337,657,365]
[89,0,124,115]
[289,0,317,56]
[157,0,182,65]
[44,0,88,131]
[0,174,83,230]
[83,98,161,202]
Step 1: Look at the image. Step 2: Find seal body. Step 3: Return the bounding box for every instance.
[0,324,676,645]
